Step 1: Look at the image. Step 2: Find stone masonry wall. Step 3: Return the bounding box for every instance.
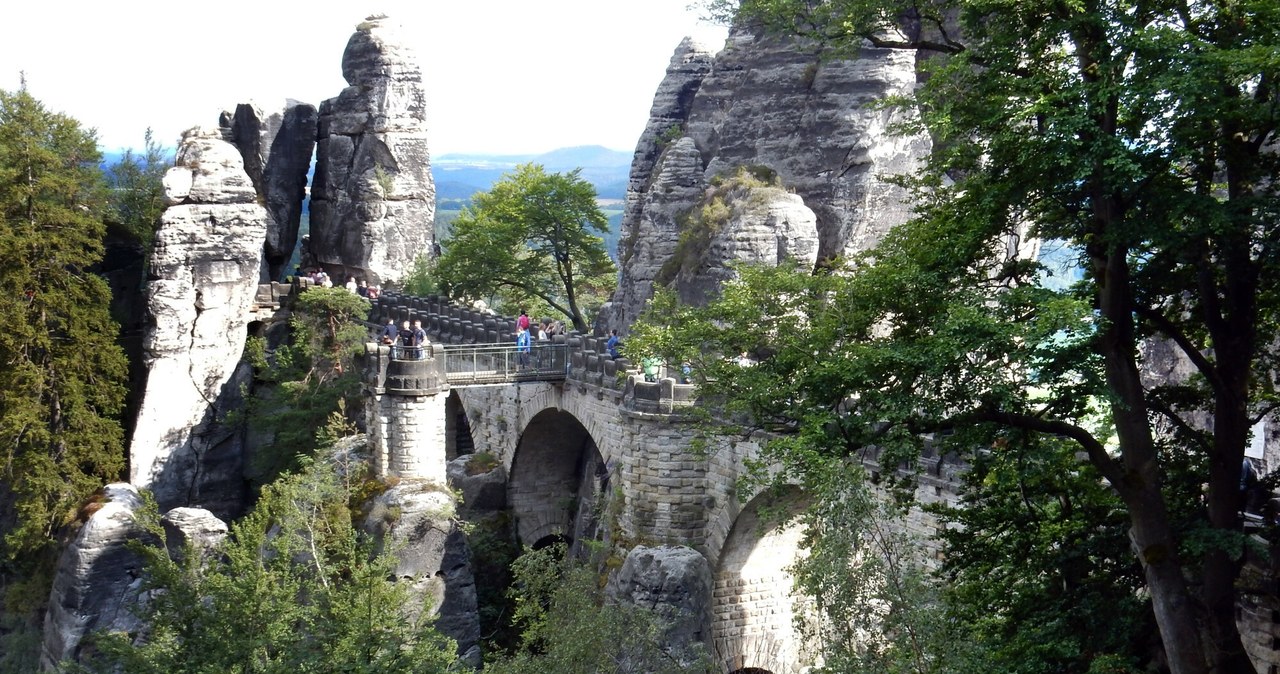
[369,392,448,483]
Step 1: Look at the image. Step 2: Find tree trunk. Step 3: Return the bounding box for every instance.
[1093,231,1212,674]
[1126,487,1211,674]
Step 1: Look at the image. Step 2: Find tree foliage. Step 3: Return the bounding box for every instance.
[83,431,456,674]
[635,1,1280,667]
[105,128,169,248]
[483,544,713,674]
[436,163,616,332]
[0,86,129,625]
[244,287,370,486]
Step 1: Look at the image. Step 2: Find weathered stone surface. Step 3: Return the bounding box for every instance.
[220,101,318,282]
[605,24,929,329]
[364,482,480,666]
[621,38,716,252]
[446,455,508,512]
[672,179,819,307]
[129,127,268,514]
[161,507,229,561]
[609,137,708,331]
[309,15,435,286]
[41,484,149,670]
[606,544,713,662]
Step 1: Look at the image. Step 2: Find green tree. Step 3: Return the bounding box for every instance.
[656,2,1280,671]
[933,434,1153,673]
[436,163,616,332]
[244,287,370,486]
[105,127,169,248]
[402,252,441,297]
[84,434,456,673]
[484,544,713,674]
[0,85,129,667]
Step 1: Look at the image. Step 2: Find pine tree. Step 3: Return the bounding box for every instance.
[0,85,128,586]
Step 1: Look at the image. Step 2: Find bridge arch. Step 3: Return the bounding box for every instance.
[508,408,607,548]
[713,486,810,674]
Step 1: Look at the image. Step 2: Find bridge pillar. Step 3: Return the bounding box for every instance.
[365,344,450,484]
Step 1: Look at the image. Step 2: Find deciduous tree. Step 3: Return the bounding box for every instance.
[436,164,616,332]
[637,1,1280,667]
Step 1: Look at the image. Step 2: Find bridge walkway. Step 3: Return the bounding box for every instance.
[390,341,569,387]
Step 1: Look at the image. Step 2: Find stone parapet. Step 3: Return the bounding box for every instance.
[369,293,696,413]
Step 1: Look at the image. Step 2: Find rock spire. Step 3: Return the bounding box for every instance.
[308,15,436,285]
[128,128,270,513]
[605,24,930,329]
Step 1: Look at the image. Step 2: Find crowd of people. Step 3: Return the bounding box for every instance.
[298,268,381,300]
[514,309,567,370]
[381,317,429,360]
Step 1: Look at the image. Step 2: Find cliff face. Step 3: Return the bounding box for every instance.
[606,24,929,329]
[309,16,436,285]
[220,101,318,282]
[128,128,269,514]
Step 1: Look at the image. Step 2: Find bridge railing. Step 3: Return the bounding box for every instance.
[442,342,568,386]
[366,292,696,409]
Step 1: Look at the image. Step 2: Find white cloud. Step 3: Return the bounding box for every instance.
[2,1,726,155]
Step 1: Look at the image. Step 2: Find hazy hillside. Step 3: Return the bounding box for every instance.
[433,145,631,201]
[432,145,632,260]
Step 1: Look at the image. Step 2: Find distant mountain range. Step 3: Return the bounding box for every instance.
[432,145,633,201]
[101,144,635,205]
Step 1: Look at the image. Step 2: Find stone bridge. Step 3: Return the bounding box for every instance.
[362,292,965,674]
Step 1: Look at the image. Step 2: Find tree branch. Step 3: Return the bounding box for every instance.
[1134,305,1224,393]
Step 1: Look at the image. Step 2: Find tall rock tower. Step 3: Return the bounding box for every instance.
[604,24,931,329]
[129,129,270,512]
[309,15,436,285]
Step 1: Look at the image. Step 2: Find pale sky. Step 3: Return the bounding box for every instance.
[2,1,728,156]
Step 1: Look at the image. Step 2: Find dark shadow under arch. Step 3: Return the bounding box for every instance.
[508,409,606,552]
[444,390,473,463]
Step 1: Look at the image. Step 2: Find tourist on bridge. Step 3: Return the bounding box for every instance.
[412,320,429,359]
[398,321,414,359]
[380,317,397,345]
[606,329,620,359]
[516,324,531,370]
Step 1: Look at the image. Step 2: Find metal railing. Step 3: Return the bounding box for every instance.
[388,345,432,361]
[440,342,569,386]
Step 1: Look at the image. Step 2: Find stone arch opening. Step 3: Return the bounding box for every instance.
[532,533,569,551]
[713,486,809,674]
[444,390,474,463]
[508,409,606,550]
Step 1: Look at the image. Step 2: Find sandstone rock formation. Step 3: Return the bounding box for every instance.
[446,454,508,513]
[129,128,270,514]
[309,15,435,286]
[220,101,318,282]
[606,545,714,664]
[41,484,150,670]
[605,24,930,329]
[667,171,819,307]
[610,136,708,331]
[160,507,229,561]
[364,483,481,667]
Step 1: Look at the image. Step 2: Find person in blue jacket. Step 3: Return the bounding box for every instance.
[605,329,620,359]
[516,325,531,369]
